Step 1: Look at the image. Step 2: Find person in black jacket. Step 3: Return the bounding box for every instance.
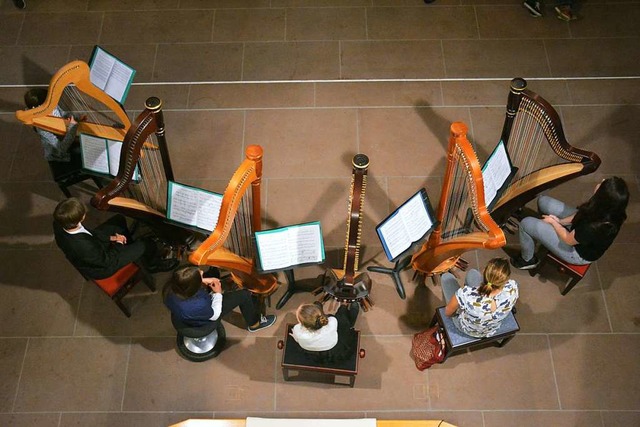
[53,197,177,279]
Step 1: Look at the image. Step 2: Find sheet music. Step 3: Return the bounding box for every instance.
[89,47,114,92]
[103,60,134,103]
[106,140,122,176]
[80,134,109,174]
[401,191,434,241]
[195,190,223,231]
[167,182,223,232]
[89,46,136,103]
[483,141,512,206]
[255,222,324,271]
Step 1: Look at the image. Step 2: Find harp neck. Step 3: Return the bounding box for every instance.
[343,154,369,285]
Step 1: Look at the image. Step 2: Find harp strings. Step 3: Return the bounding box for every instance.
[225,190,255,259]
[133,134,168,213]
[62,85,125,132]
[441,148,472,242]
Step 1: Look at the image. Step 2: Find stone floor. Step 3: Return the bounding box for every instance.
[0,1,639,426]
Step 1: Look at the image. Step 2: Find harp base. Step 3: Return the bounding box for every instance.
[315,270,374,312]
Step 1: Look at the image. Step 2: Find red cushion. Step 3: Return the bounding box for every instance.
[547,253,590,276]
[93,263,139,296]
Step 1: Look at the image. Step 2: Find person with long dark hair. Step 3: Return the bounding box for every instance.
[511,176,629,269]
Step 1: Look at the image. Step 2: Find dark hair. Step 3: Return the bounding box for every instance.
[572,177,629,235]
[24,88,48,109]
[53,197,87,230]
[477,258,511,297]
[169,265,203,299]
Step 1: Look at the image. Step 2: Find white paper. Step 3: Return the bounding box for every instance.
[90,47,135,103]
[107,139,122,176]
[89,48,114,91]
[80,134,109,174]
[168,182,223,232]
[103,60,133,103]
[483,141,512,206]
[195,190,223,231]
[255,222,324,271]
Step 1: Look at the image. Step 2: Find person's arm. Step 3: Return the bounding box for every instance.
[56,116,79,154]
[543,215,579,245]
[445,294,459,317]
[204,277,223,321]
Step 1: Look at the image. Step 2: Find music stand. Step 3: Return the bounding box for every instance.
[367,189,437,299]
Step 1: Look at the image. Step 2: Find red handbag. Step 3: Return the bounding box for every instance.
[411,325,446,370]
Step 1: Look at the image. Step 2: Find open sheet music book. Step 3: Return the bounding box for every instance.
[166,181,223,232]
[482,140,517,210]
[80,133,139,179]
[254,221,325,273]
[376,189,437,261]
[89,46,136,104]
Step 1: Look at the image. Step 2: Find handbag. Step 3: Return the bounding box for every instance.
[411,325,446,370]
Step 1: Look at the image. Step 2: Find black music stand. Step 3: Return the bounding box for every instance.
[367,254,412,300]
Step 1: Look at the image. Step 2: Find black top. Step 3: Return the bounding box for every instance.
[573,218,619,261]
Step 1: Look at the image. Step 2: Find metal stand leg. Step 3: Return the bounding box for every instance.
[276,269,300,310]
[366,255,412,299]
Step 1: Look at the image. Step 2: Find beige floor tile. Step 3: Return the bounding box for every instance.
[571,4,640,38]
[13,337,130,411]
[367,6,477,40]
[0,116,21,181]
[101,11,214,44]
[274,0,370,6]
[602,411,640,427]
[181,0,270,8]
[125,84,191,111]
[0,87,27,113]
[341,40,445,79]
[88,0,178,11]
[286,7,366,41]
[550,334,640,409]
[483,410,603,427]
[546,38,640,77]
[0,413,60,427]
[243,42,340,80]
[188,83,314,109]
[568,79,640,105]
[0,338,27,412]
[13,0,88,12]
[443,39,550,78]
[124,336,277,411]
[18,12,101,46]
[0,14,22,45]
[316,81,443,108]
[213,8,285,42]
[155,43,244,82]
[0,46,70,85]
[443,79,571,108]
[245,109,358,178]
[429,335,559,409]
[476,5,570,39]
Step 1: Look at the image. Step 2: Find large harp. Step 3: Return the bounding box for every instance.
[15,60,130,141]
[411,122,505,277]
[490,78,601,226]
[317,154,373,311]
[188,146,278,299]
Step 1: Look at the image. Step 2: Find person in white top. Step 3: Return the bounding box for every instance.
[291,301,359,363]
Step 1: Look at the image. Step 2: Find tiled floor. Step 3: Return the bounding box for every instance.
[0,1,639,426]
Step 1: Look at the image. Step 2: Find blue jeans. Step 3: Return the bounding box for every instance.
[441,269,482,305]
[518,195,589,265]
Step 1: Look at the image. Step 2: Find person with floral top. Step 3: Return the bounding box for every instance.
[441,257,519,338]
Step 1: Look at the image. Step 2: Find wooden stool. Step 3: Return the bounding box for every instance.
[277,324,365,387]
[92,262,156,317]
[431,306,519,361]
[537,252,591,295]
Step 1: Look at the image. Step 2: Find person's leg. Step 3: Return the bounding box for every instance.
[441,273,460,305]
[336,304,358,329]
[518,216,585,265]
[94,214,131,240]
[538,196,577,219]
[464,269,482,288]
[220,289,260,327]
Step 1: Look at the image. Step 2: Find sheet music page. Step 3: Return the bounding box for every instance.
[106,140,123,176]
[289,223,324,266]
[167,183,200,227]
[195,191,223,232]
[483,141,512,206]
[103,60,135,103]
[400,191,434,241]
[255,230,292,271]
[89,47,115,91]
[80,134,109,174]
[378,211,411,260]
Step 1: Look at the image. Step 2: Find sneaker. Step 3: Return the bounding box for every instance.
[510,255,540,270]
[555,5,577,21]
[523,0,542,17]
[248,314,277,332]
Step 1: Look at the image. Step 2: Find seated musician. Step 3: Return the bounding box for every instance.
[53,198,178,279]
[24,88,84,178]
[442,258,519,338]
[291,301,359,362]
[511,177,629,270]
[164,265,277,332]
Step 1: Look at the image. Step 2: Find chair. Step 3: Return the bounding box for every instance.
[533,252,591,295]
[91,262,156,317]
[49,160,103,198]
[431,306,519,361]
[171,316,226,362]
[277,323,365,387]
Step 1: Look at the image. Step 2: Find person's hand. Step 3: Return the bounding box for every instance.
[542,215,558,225]
[203,277,222,293]
[68,116,77,126]
[110,233,127,244]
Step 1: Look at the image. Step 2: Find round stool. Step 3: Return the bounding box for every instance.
[172,317,226,362]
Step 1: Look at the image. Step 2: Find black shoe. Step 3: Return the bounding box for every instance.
[147,258,179,273]
[510,255,540,270]
[248,314,277,332]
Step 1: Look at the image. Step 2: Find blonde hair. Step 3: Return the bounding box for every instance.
[296,303,329,331]
[477,258,511,297]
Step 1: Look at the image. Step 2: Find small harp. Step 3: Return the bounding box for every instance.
[15,60,130,142]
[318,154,373,311]
[490,77,601,226]
[411,122,505,276]
[189,146,278,298]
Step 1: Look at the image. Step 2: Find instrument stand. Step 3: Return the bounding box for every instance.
[275,269,316,310]
[366,255,412,300]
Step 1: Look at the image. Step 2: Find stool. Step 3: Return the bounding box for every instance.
[277,324,365,387]
[536,252,591,295]
[171,317,226,362]
[431,306,519,361]
[92,262,155,317]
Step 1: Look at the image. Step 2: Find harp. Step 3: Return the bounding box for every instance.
[188,145,278,299]
[490,78,601,226]
[411,122,505,277]
[90,97,192,245]
[15,60,130,141]
[317,154,373,311]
